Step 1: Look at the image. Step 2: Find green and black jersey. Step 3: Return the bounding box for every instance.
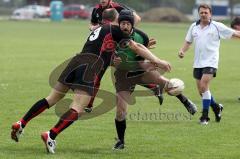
[116,28,149,70]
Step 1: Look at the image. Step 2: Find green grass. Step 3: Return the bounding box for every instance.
[0,20,240,159]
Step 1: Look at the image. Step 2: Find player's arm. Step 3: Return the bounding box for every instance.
[89,8,100,31]
[119,3,141,25]
[89,23,100,31]
[232,30,240,38]
[147,38,157,49]
[128,40,171,72]
[178,41,192,58]
[133,11,141,25]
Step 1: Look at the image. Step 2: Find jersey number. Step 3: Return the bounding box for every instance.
[89,27,102,41]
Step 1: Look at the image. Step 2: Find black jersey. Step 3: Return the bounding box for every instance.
[81,24,128,68]
[58,24,128,93]
[91,2,130,25]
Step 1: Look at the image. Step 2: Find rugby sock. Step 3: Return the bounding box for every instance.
[202,90,211,110]
[115,119,126,143]
[50,108,79,140]
[176,94,187,103]
[142,84,163,96]
[210,96,218,107]
[143,84,157,89]
[20,98,49,128]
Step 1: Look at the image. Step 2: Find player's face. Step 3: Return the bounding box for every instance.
[199,7,212,23]
[100,0,111,8]
[119,21,132,35]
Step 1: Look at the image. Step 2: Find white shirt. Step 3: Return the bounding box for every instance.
[185,20,235,68]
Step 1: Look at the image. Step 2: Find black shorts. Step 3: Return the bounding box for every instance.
[114,69,145,92]
[193,67,217,80]
[58,53,105,96]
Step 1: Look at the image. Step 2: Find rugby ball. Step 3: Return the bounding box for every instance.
[166,78,184,96]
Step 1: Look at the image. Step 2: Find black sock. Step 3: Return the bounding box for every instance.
[115,119,126,143]
[176,94,188,104]
[201,109,209,118]
[21,98,49,128]
[50,108,79,140]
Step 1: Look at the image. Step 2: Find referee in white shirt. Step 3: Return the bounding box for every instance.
[178,4,240,125]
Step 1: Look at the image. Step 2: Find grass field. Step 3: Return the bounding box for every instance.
[0,20,240,159]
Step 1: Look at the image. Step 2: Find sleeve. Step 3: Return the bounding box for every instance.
[215,22,235,39]
[115,3,134,13]
[134,29,149,47]
[91,8,98,24]
[185,23,195,43]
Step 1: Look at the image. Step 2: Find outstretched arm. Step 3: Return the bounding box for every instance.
[128,40,171,72]
[232,30,240,38]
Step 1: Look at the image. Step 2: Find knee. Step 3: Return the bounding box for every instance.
[45,96,55,107]
[46,94,64,107]
[116,109,127,121]
[199,81,209,94]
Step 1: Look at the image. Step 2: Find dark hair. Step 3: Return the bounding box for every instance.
[102,8,118,22]
[231,17,240,28]
[118,9,134,26]
[198,4,212,13]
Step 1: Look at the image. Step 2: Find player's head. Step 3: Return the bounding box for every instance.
[198,4,212,23]
[231,17,240,30]
[118,9,134,35]
[100,0,112,9]
[102,8,119,24]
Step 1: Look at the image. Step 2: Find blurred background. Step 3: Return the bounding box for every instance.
[0,0,240,22]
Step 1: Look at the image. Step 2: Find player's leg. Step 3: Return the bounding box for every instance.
[140,84,164,105]
[84,79,101,113]
[141,70,168,86]
[11,82,69,142]
[142,70,197,114]
[113,91,130,150]
[198,74,213,124]
[137,61,165,104]
[175,93,197,115]
[41,89,92,153]
[196,67,223,124]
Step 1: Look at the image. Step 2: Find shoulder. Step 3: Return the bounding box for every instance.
[211,20,221,25]
[211,20,230,31]
[190,22,197,28]
[133,28,149,46]
[111,2,123,8]
[186,22,197,33]
[211,20,226,28]
[134,28,148,38]
[111,2,130,10]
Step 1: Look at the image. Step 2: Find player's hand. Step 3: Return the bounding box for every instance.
[147,38,157,49]
[89,24,100,31]
[112,56,122,67]
[156,60,171,72]
[178,50,185,58]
